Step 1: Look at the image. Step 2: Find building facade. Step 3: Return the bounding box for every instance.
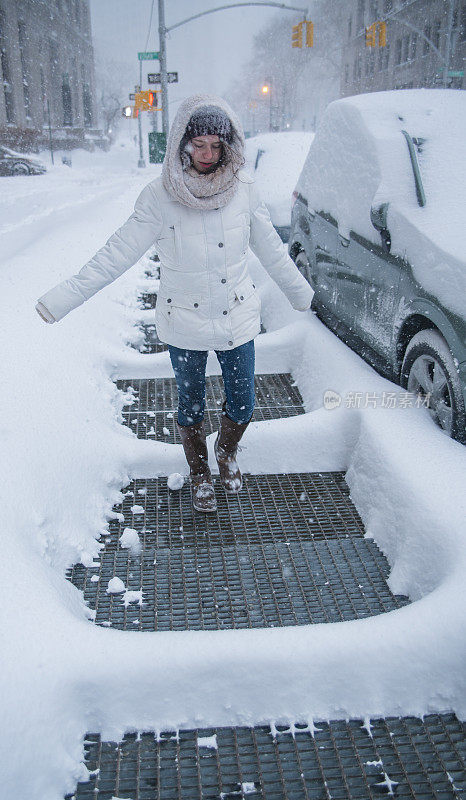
[0,0,102,151]
[341,0,465,97]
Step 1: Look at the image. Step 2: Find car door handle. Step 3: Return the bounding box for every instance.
[339,234,350,248]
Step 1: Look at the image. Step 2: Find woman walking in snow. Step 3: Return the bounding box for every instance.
[36,94,312,513]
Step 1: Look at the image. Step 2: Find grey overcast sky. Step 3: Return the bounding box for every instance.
[89,0,280,116]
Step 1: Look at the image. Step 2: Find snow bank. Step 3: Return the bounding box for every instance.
[245,132,314,226]
[1,140,465,800]
[296,89,466,317]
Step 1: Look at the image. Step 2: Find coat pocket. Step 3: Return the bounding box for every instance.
[157,289,204,334]
[156,221,182,264]
[234,274,257,304]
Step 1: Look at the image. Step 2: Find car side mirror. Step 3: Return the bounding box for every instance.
[370,202,391,254]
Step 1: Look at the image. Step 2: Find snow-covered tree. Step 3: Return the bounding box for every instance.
[226,1,344,134]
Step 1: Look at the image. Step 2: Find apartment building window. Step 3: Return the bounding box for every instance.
[0,9,15,123]
[62,73,72,125]
[357,0,365,31]
[423,24,431,54]
[384,42,390,69]
[40,66,46,122]
[348,15,352,39]
[82,1,89,31]
[344,63,349,83]
[433,18,441,49]
[378,47,384,70]
[18,21,31,120]
[82,82,92,126]
[402,34,410,62]
[354,52,363,80]
[383,0,393,12]
[410,32,417,60]
[461,5,466,41]
[395,37,402,65]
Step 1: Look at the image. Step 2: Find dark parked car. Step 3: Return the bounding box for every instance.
[289,89,466,443]
[0,145,47,176]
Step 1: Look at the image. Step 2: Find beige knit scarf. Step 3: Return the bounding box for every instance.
[162,94,245,210]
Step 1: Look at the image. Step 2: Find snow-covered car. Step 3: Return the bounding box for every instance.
[245,131,313,241]
[0,145,47,176]
[289,89,466,444]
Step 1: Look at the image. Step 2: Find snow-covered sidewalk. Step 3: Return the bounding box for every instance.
[1,143,465,799]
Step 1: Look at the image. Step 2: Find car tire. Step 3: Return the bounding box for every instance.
[12,162,30,175]
[400,329,466,443]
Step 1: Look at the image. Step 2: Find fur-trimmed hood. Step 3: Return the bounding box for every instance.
[161,93,245,210]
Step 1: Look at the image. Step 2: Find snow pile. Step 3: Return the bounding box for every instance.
[245,132,314,227]
[0,138,465,800]
[119,528,142,557]
[167,472,184,491]
[107,577,125,594]
[296,89,466,316]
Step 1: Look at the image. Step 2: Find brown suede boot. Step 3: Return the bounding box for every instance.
[177,420,217,513]
[214,403,252,494]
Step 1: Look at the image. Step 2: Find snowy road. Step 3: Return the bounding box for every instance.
[1,143,465,799]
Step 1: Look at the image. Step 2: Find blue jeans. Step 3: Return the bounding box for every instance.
[168,340,255,426]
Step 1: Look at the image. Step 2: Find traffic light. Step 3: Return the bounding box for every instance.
[366,21,387,46]
[135,90,155,110]
[261,84,270,94]
[366,23,376,46]
[291,21,313,48]
[305,21,314,47]
[377,21,387,47]
[292,23,303,48]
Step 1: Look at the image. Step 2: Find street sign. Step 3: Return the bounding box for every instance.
[448,70,464,77]
[148,71,178,84]
[149,132,167,163]
[138,51,159,61]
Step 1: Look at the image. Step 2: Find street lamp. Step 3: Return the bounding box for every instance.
[261,80,272,132]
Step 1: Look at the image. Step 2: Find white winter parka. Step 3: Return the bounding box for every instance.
[36,169,313,350]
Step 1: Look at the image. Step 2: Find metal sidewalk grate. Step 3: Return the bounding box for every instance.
[65,714,466,800]
[117,374,304,440]
[67,473,409,632]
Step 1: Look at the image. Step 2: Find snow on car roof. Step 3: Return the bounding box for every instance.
[296,89,466,317]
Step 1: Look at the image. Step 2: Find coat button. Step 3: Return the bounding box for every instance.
[218,242,224,248]
[223,310,228,315]
[194,302,198,308]
[221,278,226,284]
[228,340,233,346]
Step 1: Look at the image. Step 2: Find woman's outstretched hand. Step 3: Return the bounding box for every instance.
[35,302,56,324]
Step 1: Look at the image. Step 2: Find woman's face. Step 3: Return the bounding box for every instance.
[189,135,222,173]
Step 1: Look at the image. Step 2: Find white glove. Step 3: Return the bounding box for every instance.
[35,301,56,324]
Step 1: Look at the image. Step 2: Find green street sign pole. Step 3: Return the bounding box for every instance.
[135,53,159,168]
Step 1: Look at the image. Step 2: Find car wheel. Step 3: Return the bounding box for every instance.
[11,162,30,175]
[400,329,466,443]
